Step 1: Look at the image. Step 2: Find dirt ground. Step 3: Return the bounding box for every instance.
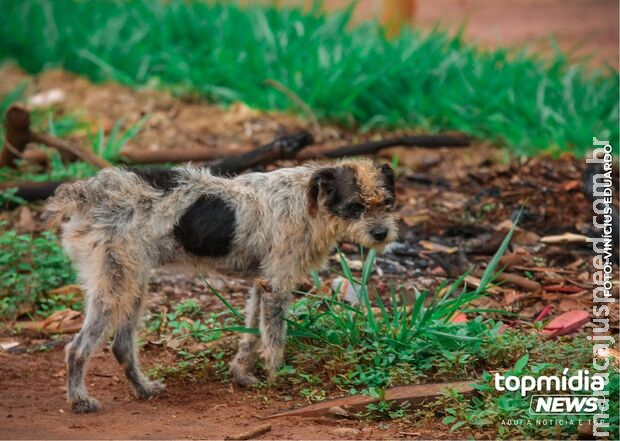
[2,347,447,440]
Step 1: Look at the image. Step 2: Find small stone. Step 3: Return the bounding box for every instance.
[329,427,361,438]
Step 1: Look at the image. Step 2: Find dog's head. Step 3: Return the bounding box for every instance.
[307,160,398,249]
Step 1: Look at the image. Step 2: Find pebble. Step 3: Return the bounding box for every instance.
[329,427,361,438]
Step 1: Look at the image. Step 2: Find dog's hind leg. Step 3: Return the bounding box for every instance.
[65,297,113,413]
[230,283,263,386]
[66,239,142,413]
[112,294,165,399]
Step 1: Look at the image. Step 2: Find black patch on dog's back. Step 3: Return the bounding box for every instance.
[130,168,180,192]
[174,195,236,257]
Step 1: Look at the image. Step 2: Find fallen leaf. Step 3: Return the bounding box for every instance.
[49,285,83,298]
[561,180,580,191]
[18,309,83,335]
[512,230,540,246]
[0,339,20,351]
[419,240,458,254]
[496,273,541,292]
[540,233,588,244]
[533,305,553,322]
[450,312,468,323]
[503,290,529,306]
[543,310,590,338]
[558,298,588,312]
[464,276,501,294]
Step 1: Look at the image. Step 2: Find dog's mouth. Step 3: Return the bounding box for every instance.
[361,236,394,251]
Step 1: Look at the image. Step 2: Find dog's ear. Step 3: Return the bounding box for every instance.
[378,163,395,199]
[307,168,336,216]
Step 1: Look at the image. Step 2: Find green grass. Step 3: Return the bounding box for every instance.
[160,223,517,396]
[0,0,617,156]
[144,221,618,438]
[0,84,147,184]
[0,222,76,318]
[440,337,619,439]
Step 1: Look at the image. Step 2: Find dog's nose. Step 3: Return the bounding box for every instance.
[370,226,388,241]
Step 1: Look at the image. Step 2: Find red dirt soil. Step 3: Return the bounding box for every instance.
[0,347,442,440]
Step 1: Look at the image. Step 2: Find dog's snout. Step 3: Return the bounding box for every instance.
[370,226,388,241]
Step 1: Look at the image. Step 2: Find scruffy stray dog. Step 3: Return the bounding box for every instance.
[45,159,397,413]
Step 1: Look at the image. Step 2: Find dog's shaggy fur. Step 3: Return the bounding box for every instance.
[45,159,397,413]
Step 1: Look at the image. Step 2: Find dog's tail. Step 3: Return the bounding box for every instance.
[44,180,92,229]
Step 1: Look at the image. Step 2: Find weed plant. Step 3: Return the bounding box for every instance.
[0,222,76,318]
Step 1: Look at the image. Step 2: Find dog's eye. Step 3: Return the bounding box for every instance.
[344,202,365,218]
[385,197,395,210]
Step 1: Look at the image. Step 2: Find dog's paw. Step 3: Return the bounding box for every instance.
[234,373,260,387]
[135,380,166,400]
[231,366,259,387]
[230,361,260,387]
[71,397,101,414]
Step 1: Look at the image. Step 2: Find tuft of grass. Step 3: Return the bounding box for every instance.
[0,0,617,156]
[88,116,149,162]
[198,222,517,397]
[439,336,619,439]
[0,222,76,318]
[0,188,27,208]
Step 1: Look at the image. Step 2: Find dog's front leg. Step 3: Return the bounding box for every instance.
[259,287,292,381]
[230,283,263,386]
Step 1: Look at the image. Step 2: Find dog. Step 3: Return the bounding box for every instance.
[45,159,397,413]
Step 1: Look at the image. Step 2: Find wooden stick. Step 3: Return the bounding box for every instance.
[30,132,111,169]
[494,272,541,292]
[0,105,31,167]
[208,131,313,175]
[0,180,65,201]
[120,131,313,165]
[300,133,470,159]
[0,104,111,169]
[1,131,314,201]
[120,132,468,164]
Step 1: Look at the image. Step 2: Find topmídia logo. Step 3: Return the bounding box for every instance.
[494,369,607,415]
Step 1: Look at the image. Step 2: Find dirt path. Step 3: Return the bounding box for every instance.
[0,347,441,440]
